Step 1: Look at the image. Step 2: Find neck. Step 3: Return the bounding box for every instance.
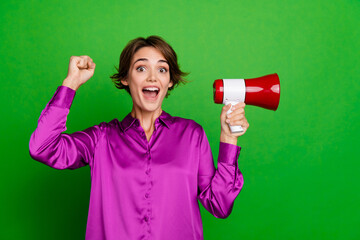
[130,106,162,133]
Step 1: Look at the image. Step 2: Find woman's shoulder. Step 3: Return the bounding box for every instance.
[170,114,204,132]
[84,118,118,132]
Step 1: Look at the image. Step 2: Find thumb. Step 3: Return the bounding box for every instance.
[221,104,232,119]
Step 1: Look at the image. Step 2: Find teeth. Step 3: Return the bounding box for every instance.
[143,87,159,91]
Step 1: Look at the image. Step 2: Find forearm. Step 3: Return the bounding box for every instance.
[29,86,83,169]
[198,140,243,219]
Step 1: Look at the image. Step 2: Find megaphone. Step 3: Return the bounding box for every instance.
[213,73,280,133]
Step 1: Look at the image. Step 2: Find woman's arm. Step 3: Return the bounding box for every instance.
[197,128,243,219]
[29,55,100,169]
[197,103,248,218]
[29,86,104,169]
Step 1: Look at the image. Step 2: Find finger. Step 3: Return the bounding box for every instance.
[221,105,233,127]
[228,117,246,126]
[229,115,246,124]
[85,56,93,65]
[77,56,91,69]
[223,103,232,111]
[87,60,95,69]
[228,111,247,121]
[236,118,249,127]
[76,57,87,68]
[226,111,245,120]
[227,108,245,118]
[80,55,91,60]
[229,119,248,127]
[226,109,245,120]
[88,56,96,69]
[232,102,245,110]
[221,104,232,117]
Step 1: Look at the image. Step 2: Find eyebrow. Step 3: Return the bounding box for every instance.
[133,58,168,66]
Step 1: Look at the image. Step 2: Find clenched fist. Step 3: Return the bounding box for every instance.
[62,55,96,91]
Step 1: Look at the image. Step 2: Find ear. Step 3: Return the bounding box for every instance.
[169,80,174,88]
[121,78,129,86]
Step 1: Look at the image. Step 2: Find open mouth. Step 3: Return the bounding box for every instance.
[142,87,160,99]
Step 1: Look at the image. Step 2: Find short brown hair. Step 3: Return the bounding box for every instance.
[110,35,188,97]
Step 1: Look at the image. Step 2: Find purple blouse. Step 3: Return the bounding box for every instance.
[29,86,244,240]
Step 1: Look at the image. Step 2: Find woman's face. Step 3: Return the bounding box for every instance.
[122,46,173,113]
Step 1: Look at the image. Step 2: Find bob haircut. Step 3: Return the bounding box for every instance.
[110,35,188,97]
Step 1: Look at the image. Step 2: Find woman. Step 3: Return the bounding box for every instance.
[29,36,249,240]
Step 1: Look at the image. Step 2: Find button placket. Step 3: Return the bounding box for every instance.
[144,145,152,233]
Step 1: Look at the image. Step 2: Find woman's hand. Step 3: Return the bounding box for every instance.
[62,55,96,91]
[220,102,249,145]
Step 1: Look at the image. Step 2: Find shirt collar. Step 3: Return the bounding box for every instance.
[120,110,173,132]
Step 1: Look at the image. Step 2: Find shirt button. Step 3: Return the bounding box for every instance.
[145,193,149,198]
[145,169,151,175]
[144,216,149,222]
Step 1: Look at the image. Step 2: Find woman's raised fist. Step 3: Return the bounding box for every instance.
[62,55,96,91]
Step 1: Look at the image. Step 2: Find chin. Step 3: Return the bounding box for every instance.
[136,98,164,113]
[141,104,161,112]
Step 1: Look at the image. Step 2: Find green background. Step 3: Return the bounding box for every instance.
[0,0,359,239]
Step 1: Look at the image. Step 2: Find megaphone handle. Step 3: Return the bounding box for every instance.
[225,101,244,133]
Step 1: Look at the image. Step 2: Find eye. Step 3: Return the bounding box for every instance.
[159,67,168,73]
[136,66,146,72]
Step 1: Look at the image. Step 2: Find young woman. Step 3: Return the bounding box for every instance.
[29,35,249,240]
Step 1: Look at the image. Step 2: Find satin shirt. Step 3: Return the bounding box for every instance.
[29,86,244,240]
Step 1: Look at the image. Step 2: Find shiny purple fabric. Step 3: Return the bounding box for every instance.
[29,86,244,240]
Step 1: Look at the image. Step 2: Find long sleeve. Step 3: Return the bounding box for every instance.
[29,86,103,170]
[197,127,244,219]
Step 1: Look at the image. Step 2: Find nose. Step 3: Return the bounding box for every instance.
[147,68,157,82]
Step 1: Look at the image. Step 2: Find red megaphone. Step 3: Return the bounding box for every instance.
[213,73,280,132]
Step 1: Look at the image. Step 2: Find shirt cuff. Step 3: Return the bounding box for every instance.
[218,142,241,165]
[48,86,76,109]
